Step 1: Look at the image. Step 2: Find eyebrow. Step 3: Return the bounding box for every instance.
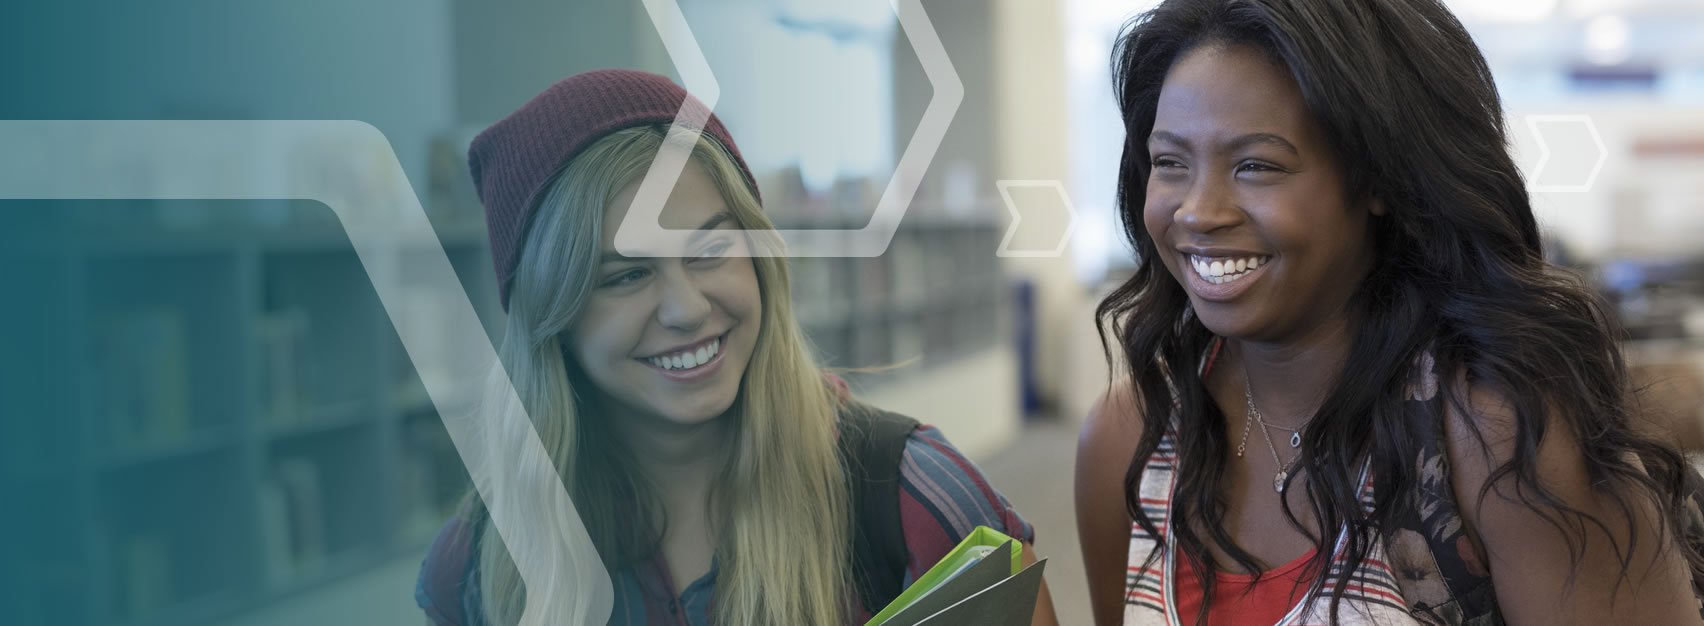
[599,210,735,263]
[1149,130,1300,156]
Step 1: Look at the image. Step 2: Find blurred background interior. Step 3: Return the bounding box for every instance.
[1,0,1701,624]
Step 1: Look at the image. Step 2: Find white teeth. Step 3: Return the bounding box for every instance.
[647,337,722,371]
[1186,254,1270,285]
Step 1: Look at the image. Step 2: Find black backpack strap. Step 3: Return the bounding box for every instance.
[837,400,922,615]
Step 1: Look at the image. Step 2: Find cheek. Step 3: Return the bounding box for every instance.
[567,301,645,367]
[1141,180,1177,237]
[713,258,763,321]
[1141,196,1176,268]
[1275,193,1364,255]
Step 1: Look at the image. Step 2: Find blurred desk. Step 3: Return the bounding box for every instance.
[1625,336,1704,451]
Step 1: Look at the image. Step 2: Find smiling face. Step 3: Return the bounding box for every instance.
[565,158,761,427]
[1143,43,1382,343]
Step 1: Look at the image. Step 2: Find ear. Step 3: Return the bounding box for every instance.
[1367,196,1388,217]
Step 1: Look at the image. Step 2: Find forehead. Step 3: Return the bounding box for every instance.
[600,158,730,254]
[1152,43,1317,148]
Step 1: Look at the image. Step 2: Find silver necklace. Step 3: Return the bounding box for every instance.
[1244,381,1302,493]
[1235,398,1255,458]
[1261,418,1304,448]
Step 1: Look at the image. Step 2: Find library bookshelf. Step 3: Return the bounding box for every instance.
[1,196,1013,626]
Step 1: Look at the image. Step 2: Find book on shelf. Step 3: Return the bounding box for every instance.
[857,257,891,305]
[854,321,892,368]
[890,318,925,364]
[258,478,294,586]
[259,457,327,584]
[254,309,309,427]
[427,129,484,222]
[789,256,833,325]
[399,418,451,542]
[755,165,815,219]
[888,233,927,309]
[832,176,879,218]
[96,307,192,451]
[117,533,173,622]
[396,287,465,399]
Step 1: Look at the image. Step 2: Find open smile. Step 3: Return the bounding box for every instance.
[637,332,730,381]
[1181,252,1272,301]
[1187,253,1269,284]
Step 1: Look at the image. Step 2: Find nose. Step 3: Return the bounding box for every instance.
[1174,175,1242,234]
[654,264,712,332]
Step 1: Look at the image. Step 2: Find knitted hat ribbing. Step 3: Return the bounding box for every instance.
[468,69,758,310]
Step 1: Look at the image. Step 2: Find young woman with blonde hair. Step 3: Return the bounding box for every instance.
[414,69,1056,626]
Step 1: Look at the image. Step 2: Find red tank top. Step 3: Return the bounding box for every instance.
[1171,546,1320,625]
[1172,340,1320,624]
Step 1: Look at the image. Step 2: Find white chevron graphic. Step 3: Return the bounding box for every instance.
[995,179,1078,258]
[621,0,963,258]
[1526,114,1607,193]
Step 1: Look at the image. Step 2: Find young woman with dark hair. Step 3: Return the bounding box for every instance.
[1076,1,1704,624]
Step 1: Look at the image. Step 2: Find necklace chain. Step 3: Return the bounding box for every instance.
[1235,396,1255,458]
[1244,380,1308,493]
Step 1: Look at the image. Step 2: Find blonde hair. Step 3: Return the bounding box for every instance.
[469,125,853,625]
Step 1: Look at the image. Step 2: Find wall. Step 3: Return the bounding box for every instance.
[891,0,999,202]
[0,0,456,201]
[452,0,669,127]
[991,0,1089,418]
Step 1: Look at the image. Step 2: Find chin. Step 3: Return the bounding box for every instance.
[1192,305,1253,339]
[652,391,737,426]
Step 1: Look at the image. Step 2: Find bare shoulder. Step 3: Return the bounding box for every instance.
[1438,380,1521,473]
[1439,378,1598,528]
[1077,379,1146,505]
[1438,380,1592,510]
[1080,377,1145,461]
[1077,376,1147,626]
[1440,378,1703,623]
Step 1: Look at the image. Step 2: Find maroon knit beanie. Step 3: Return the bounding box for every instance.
[468,69,759,310]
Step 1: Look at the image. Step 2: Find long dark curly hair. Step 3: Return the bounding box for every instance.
[1097,0,1704,619]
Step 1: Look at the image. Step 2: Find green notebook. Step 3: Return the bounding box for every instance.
[865,526,1047,626]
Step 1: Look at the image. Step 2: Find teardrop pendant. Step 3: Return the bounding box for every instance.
[1273,469,1288,493]
[1290,432,1302,448]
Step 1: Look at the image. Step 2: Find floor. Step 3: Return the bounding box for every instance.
[980,417,1093,626]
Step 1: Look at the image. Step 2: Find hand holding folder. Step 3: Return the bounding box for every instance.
[865,526,1047,626]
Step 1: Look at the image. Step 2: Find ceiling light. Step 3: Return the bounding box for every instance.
[1584,14,1632,64]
